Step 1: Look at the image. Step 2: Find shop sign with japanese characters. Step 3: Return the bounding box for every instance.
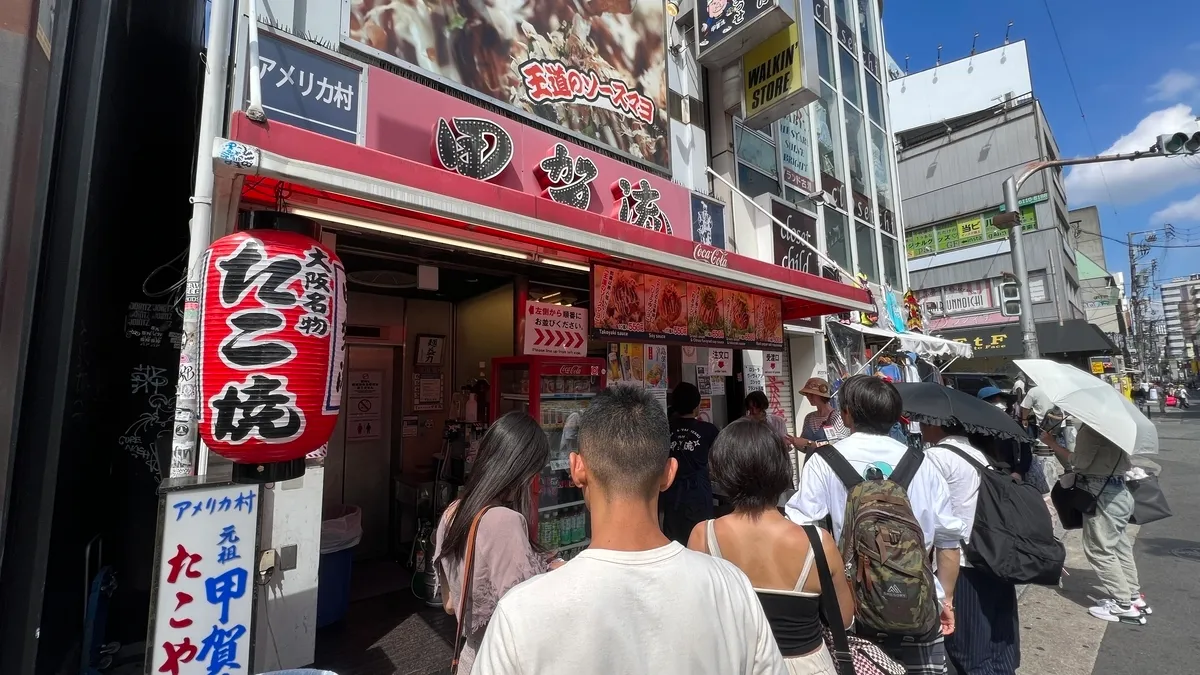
[254,31,362,143]
[149,484,259,675]
[524,301,588,357]
[344,0,669,171]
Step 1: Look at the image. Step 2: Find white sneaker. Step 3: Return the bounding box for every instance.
[1089,599,1145,623]
[1132,594,1153,615]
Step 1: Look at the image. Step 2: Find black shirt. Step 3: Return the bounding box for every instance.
[669,417,720,481]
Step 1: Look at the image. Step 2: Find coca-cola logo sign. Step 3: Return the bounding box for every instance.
[693,243,729,268]
[558,364,584,375]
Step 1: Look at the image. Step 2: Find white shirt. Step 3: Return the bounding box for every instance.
[785,432,966,552]
[1148,386,1159,401]
[923,437,991,568]
[1021,386,1056,418]
[473,542,787,675]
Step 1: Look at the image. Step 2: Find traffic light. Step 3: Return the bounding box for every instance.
[1155,131,1200,155]
[1000,281,1021,316]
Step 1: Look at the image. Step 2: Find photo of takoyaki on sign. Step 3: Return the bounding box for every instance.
[723,290,756,345]
[688,282,725,342]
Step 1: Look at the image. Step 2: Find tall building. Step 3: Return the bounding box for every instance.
[1160,276,1200,378]
[888,41,1115,369]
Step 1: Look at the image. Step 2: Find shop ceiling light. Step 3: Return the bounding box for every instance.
[540,258,590,272]
[290,207,530,261]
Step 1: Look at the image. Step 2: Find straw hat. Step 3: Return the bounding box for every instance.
[799,377,833,399]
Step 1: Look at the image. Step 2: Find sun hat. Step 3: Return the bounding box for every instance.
[976,385,1003,400]
[799,377,833,399]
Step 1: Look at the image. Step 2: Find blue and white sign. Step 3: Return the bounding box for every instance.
[690,193,727,249]
[255,32,362,142]
[149,483,259,675]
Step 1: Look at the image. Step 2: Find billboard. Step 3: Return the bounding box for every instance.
[344,0,669,171]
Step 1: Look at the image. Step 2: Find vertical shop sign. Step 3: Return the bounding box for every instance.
[150,484,259,675]
[744,364,765,393]
[780,110,815,193]
[771,199,819,275]
[255,32,362,143]
[524,301,588,357]
[691,193,727,249]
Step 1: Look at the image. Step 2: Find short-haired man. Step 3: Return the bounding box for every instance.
[474,386,787,675]
[922,421,1021,674]
[786,375,966,673]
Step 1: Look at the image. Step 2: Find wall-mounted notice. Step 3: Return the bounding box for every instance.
[696,365,713,396]
[347,370,383,441]
[708,348,733,376]
[524,301,588,356]
[764,351,783,376]
[643,344,669,391]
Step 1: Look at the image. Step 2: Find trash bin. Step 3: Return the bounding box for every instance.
[317,505,362,628]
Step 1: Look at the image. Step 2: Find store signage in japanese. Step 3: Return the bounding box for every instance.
[149,484,258,675]
[612,178,673,234]
[771,199,818,276]
[906,196,1045,259]
[780,110,815,193]
[764,351,783,375]
[741,23,819,129]
[345,0,669,171]
[709,348,733,376]
[432,117,514,182]
[535,143,598,210]
[524,301,588,357]
[591,263,783,349]
[255,31,361,143]
[691,193,727,249]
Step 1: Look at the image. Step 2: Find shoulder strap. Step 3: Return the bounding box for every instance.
[452,505,494,673]
[802,525,855,675]
[815,445,864,490]
[934,443,989,474]
[889,446,925,489]
[705,519,723,559]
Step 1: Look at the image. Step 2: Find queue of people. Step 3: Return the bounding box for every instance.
[432,371,1148,675]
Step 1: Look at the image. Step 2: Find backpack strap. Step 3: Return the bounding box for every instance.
[934,443,989,474]
[815,445,864,490]
[889,447,925,490]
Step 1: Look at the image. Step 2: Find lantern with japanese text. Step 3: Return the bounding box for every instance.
[197,212,346,483]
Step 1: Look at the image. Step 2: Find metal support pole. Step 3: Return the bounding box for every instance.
[1003,177,1040,359]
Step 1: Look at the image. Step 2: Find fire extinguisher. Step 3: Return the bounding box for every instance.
[410,519,440,606]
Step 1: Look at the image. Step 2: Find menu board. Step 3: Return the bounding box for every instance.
[592,263,783,349]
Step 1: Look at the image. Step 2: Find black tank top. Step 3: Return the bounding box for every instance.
[704,520,825,657]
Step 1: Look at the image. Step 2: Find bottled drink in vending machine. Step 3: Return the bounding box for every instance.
[548,512,560,549]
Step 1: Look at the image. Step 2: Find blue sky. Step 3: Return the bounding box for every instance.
[884,0,1200,293]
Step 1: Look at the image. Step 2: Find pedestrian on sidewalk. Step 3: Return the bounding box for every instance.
[691,417,856,675]
[473,386,787,675]
[661,382,719,545]
[787,375,966,674]
[923,422,1020,675]
[1041,425,1151,622]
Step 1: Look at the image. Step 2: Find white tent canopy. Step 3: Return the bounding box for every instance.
[837,322,974,359]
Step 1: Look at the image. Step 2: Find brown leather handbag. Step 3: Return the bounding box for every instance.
[450,506,493,674]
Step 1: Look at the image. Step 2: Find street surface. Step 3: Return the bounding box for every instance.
[1015,407,1200,674]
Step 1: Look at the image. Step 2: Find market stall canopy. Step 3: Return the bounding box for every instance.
[838,322,974,359]
[214,114,873,321]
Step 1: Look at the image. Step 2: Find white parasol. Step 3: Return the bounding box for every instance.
[1014,359,1158,455]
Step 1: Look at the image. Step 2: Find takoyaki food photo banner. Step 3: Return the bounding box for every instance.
[590,263,785,350]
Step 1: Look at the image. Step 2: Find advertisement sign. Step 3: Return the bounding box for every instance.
[779,110,815,193]
[938,325,1021,357]
[742,24,819,128]
[907,198,1043,259]
[524,301,588,356]
[691,193,727,249]
[591,263,783,349]
[254,31,363,143]
[771,199,819,276]
[149,484,259,675]
[697,0,776,59]
[919,281,996,317]
[345,0,669,171]
[644,344,669,390]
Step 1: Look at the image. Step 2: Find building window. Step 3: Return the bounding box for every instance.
[856,220,878,282]
[825,207,852,273]
[865,76,884,127]
[815,83,846,183]
[840,49,861,109]
[881,234,901,287]
[737,162,780,198]
[845,106,869,198]
[870,124,893,215]
[815,26,836,87]
[833,0,854,31]
[1029,275,1049,303]
[857,0,882,79]
[735,122,777,176]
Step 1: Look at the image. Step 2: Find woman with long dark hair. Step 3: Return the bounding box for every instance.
[434,412,554,674]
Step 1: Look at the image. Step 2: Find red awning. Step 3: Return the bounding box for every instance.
[224,113,872,320]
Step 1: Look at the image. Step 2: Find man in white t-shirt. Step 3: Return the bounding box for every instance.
[474,386,786,675]
[922,422,1020,674]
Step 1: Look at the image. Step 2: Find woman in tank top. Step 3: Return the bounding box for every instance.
[688,418,855,675]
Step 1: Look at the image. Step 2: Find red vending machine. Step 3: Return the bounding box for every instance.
[491,356,606,560]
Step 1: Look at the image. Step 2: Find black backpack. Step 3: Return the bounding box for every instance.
[936,444,1064,585]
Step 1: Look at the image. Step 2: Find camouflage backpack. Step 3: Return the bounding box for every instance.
[815,445,940,639]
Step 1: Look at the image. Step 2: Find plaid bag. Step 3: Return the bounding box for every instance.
[803,525,906,675]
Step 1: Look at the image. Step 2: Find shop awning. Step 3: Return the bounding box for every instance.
[214,114,873,320]
[935,319,1116,357]
[838,322,975,359]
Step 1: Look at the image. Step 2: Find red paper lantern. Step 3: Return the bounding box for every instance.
[197,215,346,482]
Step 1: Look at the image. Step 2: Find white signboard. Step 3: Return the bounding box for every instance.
[150,484,259,675]
[524,301,588,356]
[779,110,815,193]
[919,281,995,317]
[764,351,783,375]
[348,370,383,441]
[744,365,765,393]
[696,365,713,396]
[709,348,733,376]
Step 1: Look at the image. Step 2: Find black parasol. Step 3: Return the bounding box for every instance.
[893,382,1029,440]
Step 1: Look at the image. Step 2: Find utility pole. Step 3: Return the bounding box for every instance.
[994,129,1200,359]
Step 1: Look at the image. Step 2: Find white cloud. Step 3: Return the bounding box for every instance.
[1063,104,1200,205]
[1152,193,1200,222]
[1148,69,1199,102]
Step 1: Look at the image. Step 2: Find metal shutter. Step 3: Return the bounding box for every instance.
[764,343,797,487]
